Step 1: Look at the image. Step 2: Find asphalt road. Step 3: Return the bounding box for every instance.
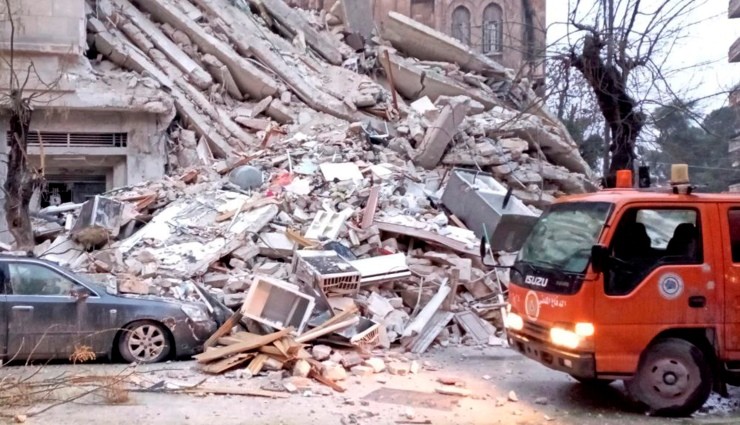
[2,345,739,425]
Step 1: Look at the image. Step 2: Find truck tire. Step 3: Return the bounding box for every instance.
[625,338,712,417]
[118,321,171,364]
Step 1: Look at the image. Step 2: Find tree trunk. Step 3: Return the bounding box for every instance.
[5,97,36,251]
[569,33,645,187]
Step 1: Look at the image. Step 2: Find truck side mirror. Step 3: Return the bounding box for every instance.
[591,245,609,274]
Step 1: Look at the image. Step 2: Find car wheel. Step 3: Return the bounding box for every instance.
[625,338,712,417]
[118,321,171,364]
[570,375,614,386]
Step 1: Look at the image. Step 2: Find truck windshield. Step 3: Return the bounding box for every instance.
[518,202,613,274]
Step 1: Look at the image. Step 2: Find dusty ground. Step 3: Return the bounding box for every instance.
[2,345,739,425]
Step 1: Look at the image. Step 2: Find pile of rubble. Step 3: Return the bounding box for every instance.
[26,0,596,380]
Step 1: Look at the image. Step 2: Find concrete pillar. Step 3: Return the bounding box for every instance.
[113,160,127,188]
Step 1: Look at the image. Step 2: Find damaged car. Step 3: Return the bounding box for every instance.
[0,256,225,364]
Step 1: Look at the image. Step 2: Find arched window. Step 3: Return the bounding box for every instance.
[482,3,503,53]
[451,6,471,46]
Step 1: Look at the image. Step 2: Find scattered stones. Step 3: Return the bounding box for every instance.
[508,390,519,402]
[363,358,386,373]
[312,345,332,361]
[293,359,311,378]
[321,360,348,381]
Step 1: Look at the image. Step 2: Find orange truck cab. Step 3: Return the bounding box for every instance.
[505,168,740,416]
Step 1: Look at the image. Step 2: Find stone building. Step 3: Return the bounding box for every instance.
[0,0,173,211]
[731,0,740,63]
[292,0,546,85]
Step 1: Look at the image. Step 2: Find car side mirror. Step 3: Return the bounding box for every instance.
[591,245,609,274]
[71,287,91,302]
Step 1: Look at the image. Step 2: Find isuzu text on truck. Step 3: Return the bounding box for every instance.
[505,165,740,416]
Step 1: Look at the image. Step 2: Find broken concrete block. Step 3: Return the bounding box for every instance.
[232,244,260,262]
[387,362,410,376]
[229,258,247,269]
[409,360,420,374]
[312,345,332,361]
[435,386,472,397]
[118,276,150,295]
[267,99,294,124]
[413,100,470,169]
[284,376,312,389]
[71,196,124,246]
[340,352,364,369]
[350,365,374,376]
[367,293,394,319]
[204,273,230,289]
[338,0,374,38]
[436,95,485,115]
[321,360,347,381]
[255,262,282,275]
[363,358,386,373]
[293,359,311,377]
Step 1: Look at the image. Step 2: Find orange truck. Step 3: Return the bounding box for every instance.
[505,166,740,416]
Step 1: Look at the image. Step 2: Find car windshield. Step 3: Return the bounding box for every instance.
[518,202,613,274]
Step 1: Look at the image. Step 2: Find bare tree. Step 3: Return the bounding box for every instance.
[0,0,62,249]
[560,0,705,185]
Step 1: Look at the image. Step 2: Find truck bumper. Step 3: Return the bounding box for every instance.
[508,331,596,379]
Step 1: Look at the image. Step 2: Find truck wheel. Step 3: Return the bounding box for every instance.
[570,375,614,386]
[118,321,171,364]
[625,338,712,417]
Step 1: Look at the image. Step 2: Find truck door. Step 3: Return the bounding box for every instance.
[719,204,740,354]
[594,204,721,374]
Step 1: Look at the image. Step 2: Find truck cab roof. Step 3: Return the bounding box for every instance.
[557,188,740,205]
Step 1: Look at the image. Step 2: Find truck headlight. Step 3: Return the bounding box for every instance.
[505,312,524,331]
[181,304,210,322]
[575,322,595,337]
[550,327,580,349]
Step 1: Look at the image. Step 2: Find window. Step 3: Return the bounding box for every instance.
[451,6,471,46]
[729,209,740,262]
[606,208,702,296]
[8,263,79,296]
[482,3,503,54]
[518,202,612,274]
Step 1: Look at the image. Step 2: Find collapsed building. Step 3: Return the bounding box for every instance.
[2,0,598,384]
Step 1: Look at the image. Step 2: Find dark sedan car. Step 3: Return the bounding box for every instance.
[0,256,219,363]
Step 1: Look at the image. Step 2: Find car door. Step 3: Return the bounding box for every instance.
[4,260,87,360]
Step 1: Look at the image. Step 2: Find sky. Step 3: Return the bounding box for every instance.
[547,0,740,112]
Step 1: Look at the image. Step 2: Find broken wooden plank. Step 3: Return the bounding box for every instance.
[408,311,455,354]
[307,360,346,392]
[182,386,289,398]
[374,221,479,257]
[194,328,291,363]
[454,310,496,344]
[200,353,253,374]
[247,353,269,375]
[204,311,244,348]
[362,186,381,229]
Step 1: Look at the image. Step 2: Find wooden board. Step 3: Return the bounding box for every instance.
[204,311,243,348]
[182,386,289,398]
[194,328,291,363]
[200,353,253,374]
[247,353,269,375]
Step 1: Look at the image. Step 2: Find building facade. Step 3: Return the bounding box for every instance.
[0,0,173,214]
[728,1,740,191]
[292,0,546,84]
